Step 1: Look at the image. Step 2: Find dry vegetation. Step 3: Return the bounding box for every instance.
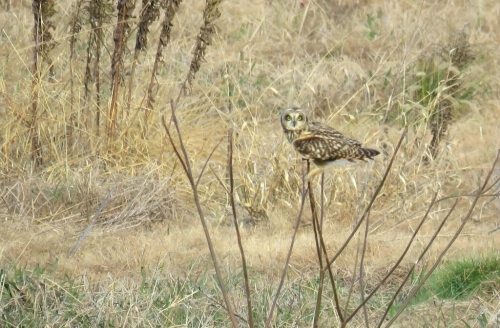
[1,0,500,326]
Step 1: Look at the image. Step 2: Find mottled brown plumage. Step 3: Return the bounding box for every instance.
[280,107,379,179]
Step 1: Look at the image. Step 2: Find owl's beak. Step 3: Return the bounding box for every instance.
[292,121,296,127]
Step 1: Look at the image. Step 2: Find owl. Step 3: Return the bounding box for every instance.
[280,107,380,180]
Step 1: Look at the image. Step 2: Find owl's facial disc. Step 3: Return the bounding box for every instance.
[290,113,305,129]
[282,108,307,130]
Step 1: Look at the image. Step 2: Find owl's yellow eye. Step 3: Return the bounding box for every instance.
[286,115,292,121]
[297,116,303,121]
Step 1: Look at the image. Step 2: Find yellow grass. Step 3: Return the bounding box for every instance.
[1,0,500,326]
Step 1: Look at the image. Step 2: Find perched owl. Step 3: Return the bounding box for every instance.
[280,107,380,180]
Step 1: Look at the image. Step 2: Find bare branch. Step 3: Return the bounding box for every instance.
[161,102,239,328]
[377,199,459,328]
[265,174,309,328]
[385,149,500,326]
[227,129,255,328]
[327,126,408,268]
[346,192,439,322]
[196,138,224,188]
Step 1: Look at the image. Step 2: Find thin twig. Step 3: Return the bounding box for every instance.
[358,210,371,328]
[489,226,500,234]
[308,161,325,328]
[161,102,239,328]
[265,171,309,328]
[385,149,500,326]
[69,178,121,258]
[320,173,325,228]
[196,138,224,188]
[161,114,188,177]
[197,286,248,324]
[227,128,255,328]
[357,162,374,327]
[376,199,458,328]
[436,192,500,203]
[327,126,408,268]
[307,164,344,324]
[345,192,438,322]
[344,235,360,318]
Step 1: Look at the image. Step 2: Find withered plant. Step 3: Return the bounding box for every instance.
[107,0,134,146]
[408,27,477,162]
[67,0,84,154]
[30,0,57,168]
[83,0,113,141]
[126,0,162,121]
[427,28,476,160]
[184,0,222,94]
[144,0,182,138]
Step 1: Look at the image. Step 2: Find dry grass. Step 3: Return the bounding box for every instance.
[1,0,500,326]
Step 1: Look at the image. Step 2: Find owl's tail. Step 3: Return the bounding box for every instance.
[360,147,380,160]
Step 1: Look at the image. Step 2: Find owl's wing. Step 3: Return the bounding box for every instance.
[304,122,361,145]
[292,122,361,161]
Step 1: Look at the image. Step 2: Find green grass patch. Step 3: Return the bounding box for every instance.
[413,253,500,304]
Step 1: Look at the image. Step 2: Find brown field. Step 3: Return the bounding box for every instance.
[1,0,499,326]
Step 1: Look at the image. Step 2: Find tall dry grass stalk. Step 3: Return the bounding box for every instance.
[30,0,43,168]
[144,0,182,138]
[30,0,56,168]
[126,0,162,121]
[181,0,222,97]
[107,0,134,146]
[82,0,112,144]
[68,0,84,155]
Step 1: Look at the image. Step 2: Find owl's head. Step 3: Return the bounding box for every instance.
[280,107,308,131]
